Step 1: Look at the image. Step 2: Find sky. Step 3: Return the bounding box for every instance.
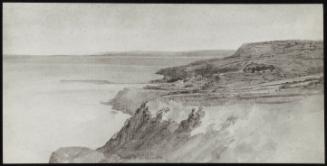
[3,3,323,55]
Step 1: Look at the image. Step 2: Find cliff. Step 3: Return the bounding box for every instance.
[49,40,324,163]
[97,102,205,162]
[156,40,323,84]
[107,88,168,115]
[50,94,324,162]
[110,40,323,115]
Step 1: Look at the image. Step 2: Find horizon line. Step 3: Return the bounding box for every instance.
[3,48,236,57]
[4,39,323,56]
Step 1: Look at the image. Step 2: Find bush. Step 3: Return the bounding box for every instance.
[194,63,218,78]
[243,63,276,73]
[156,67,189,82]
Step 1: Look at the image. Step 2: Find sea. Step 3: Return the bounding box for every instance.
[3,55,216,163]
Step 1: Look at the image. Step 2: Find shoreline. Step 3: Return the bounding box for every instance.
[49,40,324,163]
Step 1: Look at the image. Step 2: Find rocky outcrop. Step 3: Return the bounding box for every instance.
[97,101,205,161]
[50,101,207,163]
[107,88,168,115]
[49,147,105,163]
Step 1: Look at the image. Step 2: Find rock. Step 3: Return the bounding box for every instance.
[108,88,167,115]
[97,102,205,160]
[49,147,105,163]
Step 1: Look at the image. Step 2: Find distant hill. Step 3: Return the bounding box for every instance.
[4,50,234,59]
[155,40,323,84]
[3,50,235,65]
[93,50,234,57]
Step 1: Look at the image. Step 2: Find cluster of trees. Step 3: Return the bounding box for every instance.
[194,63,238,79]
[243,63,275,73]
[156,67,189,82]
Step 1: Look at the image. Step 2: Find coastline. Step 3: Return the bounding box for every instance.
[49,40,324,163]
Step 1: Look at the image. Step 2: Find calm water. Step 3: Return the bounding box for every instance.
[3,56,214,163]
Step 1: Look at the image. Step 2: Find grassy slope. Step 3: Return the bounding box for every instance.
[148,40,323,105]
[156,40,323,82]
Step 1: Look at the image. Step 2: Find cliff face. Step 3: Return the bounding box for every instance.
[107,88,168,115]
[97,101,205,161]
[95,95,324,163]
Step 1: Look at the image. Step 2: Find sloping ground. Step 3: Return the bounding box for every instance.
[98,95,324,163]
[156,40,323,83]
[110,40,323,112]
[51,94,323,163]
[49,40,324,163]
[145,40,323,107]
